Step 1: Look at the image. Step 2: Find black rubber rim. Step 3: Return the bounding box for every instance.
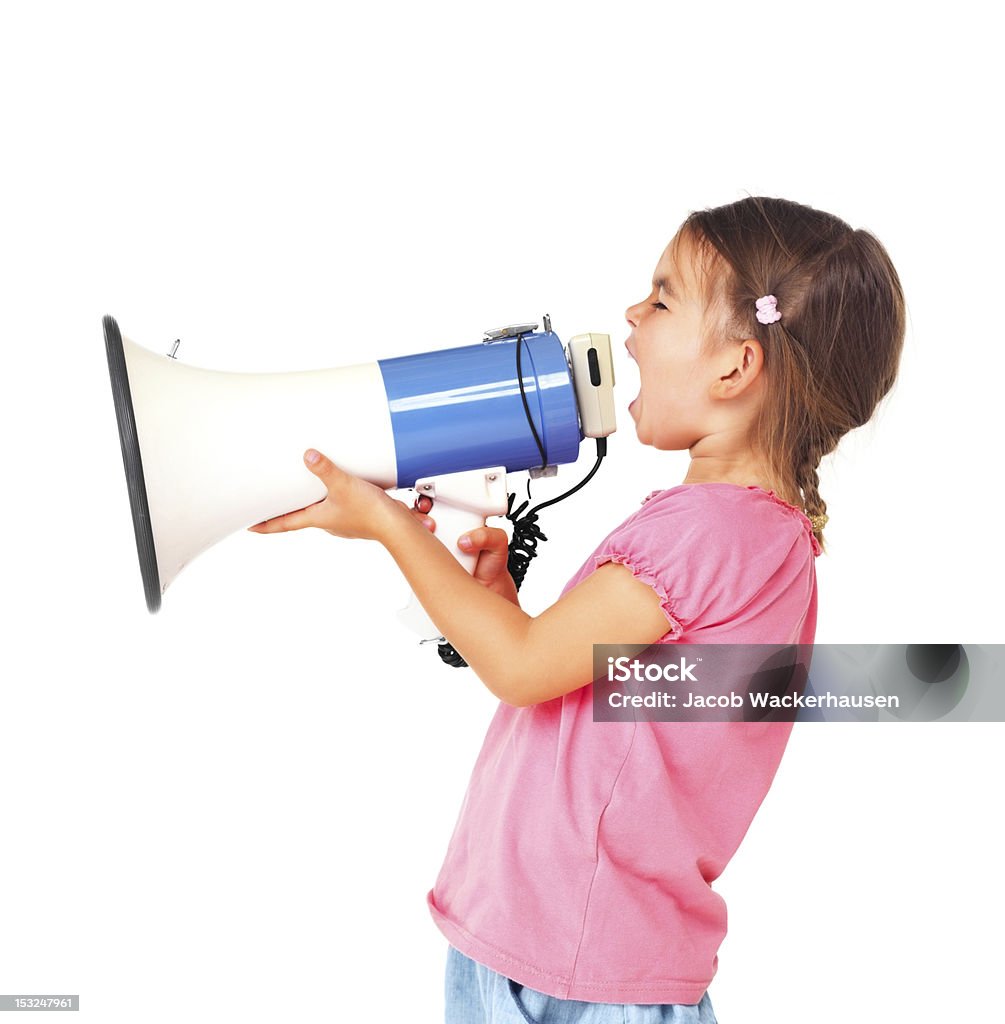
[103,315,162,612]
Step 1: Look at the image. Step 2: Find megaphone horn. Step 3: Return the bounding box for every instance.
[103,315,616,632]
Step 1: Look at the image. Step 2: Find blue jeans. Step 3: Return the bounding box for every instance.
[444,946,718,1024]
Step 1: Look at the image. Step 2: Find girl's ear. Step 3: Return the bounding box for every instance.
[709,338,764,401]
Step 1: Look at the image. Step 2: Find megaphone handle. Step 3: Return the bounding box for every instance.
[424,502,485,574]
[396,504,493,639]
[396,466,510,639]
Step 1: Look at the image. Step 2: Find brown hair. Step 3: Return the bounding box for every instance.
[678,196,906,551]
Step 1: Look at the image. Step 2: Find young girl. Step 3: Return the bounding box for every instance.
[249,196,905,1022]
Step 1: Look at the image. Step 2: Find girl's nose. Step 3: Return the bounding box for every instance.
[625,299,644,327]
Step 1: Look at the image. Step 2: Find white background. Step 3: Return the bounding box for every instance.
[1,2,1002,1022]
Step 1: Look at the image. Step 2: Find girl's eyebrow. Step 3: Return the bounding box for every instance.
[652,276,676,298]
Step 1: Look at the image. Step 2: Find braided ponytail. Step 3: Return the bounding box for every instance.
[794,442,830,547]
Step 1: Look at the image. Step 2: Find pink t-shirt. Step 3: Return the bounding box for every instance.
[427,483,821,1003]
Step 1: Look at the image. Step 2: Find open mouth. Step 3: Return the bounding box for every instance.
[621,350,641,412]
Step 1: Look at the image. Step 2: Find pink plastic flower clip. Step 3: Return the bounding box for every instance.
[755,294,781,325]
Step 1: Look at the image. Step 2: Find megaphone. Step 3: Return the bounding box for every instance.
[103,314,616,638]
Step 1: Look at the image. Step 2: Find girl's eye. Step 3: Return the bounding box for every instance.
[650,302,667,311]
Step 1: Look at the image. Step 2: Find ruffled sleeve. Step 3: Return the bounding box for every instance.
[580,485,817,644]
[592,547,685,640]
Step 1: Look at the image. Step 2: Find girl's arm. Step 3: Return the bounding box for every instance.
[250,450,672,706]
[380,502,670,705]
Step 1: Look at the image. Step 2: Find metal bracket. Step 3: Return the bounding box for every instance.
[483,322,538,343]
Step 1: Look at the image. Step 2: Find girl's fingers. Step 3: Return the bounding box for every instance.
[303,448,343,480]
[458,526,510,583]
[458,526,509,553]
[247,503,324,534]
[408,507,436,532]
[408,493,434,529]
[249,449,339,532]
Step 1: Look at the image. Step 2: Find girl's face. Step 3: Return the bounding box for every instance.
[623,231,722,450]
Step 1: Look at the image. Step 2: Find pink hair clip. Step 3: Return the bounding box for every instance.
[755,294,781,325]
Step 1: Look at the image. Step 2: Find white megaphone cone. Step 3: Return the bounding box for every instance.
[106,318,399,605]
[104,315,616,642]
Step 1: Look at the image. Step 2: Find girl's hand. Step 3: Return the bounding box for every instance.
[247,448,434,541]
[414,496,520,606]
